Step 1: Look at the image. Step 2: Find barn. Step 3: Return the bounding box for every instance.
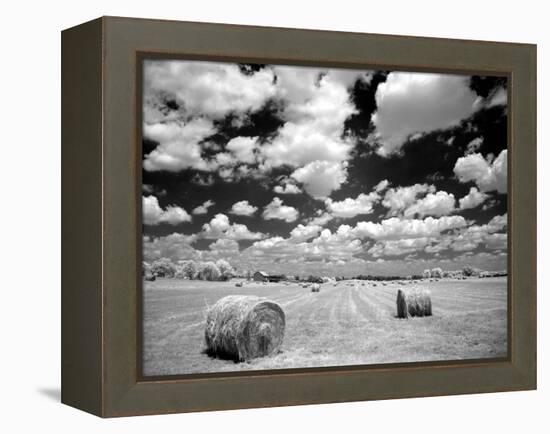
[253,271,285,283]
[266,274,285,283]
[253,271,269,282]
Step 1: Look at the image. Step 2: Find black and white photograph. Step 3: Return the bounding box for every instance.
[141,59,508,376]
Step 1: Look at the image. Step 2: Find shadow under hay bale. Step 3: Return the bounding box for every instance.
[396,288,432,319]
[311,283,320,292]
[205,295,285,362]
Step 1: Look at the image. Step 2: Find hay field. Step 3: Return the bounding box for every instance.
[142,277,507,376]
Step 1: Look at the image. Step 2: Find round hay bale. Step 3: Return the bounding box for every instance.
[235,282,243,287]
[396,288,432,319]
[311,283,321,292]
[205,295,285,362]
[144,273,156,281]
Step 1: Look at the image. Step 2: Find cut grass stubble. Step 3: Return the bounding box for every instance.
[142,278,507,375]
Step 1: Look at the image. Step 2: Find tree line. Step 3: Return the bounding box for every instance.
[144,259,505,283]
[143,258,235,281]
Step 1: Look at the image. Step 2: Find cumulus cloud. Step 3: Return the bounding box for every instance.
[143,195,192,225]
[454,149,507,193]
[259,67,360,199]
[307,228,363,260]
[325,191,380,218]
[426,213,507,253]
[485,232,507,250]
[465,137,484,155]
[352,215,468,241]
[143,233,198,262]
[273,183,302,194]
[143,184,166,196]
[226,136,259,164]
[382,183,435,216]
[201,213,264,240]
[144,60,277,122]
[229,200,258,216]
[246,214,469,263]
[143,118,216,172]
[374,179,390,193]
[291,161,348,199]
[202,213,506,273]
[261,118,353,168]
[486,86,508,108]
[449,226,506,252]
[289,224,323,242]
[308,211,334,227]
[208,238,240,255]
[192,200,215,215]
[403,191,456,218]
[343,215,469,257]
[369,237,431,258]
[262,197,299,222]
[142,60,277,173]
[247,227,363,264]
[372,72,479,156]
[487,214,507,232]
[143,61,368,193]
[458,187,489,210]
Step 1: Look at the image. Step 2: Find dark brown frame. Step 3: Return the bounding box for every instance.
[62,16,537,417]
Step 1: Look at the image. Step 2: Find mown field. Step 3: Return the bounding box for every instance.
[142,277,507,376]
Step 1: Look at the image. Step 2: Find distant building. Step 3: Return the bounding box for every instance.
[253,271,269,282]
[267,274,286,283]
[253,271,285,282]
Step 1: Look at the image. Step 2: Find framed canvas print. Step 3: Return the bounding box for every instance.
[61,16,536,417]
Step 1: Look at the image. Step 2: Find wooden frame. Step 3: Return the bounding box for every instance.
[62,16,537,417]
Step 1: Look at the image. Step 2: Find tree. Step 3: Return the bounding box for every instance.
[151,257,176,278]
[198,261,221,281]
[307,275,323,283]
[181,260,198,279]
[142,261,152,276]
[462,266,475,277]
[431,267,443,278]
[422,269,431,279]
[216,259,234,281]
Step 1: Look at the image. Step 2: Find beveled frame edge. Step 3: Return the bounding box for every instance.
[95,16,536,417]
[61,17,104,416]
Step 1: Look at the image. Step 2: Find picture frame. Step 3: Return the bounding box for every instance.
[61,16,536,417]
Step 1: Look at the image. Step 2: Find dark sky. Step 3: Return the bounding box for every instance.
[142,59,507,276]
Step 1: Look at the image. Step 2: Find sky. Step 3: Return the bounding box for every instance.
[141,59,508,277]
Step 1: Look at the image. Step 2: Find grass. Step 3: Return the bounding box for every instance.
[142,277,507,376]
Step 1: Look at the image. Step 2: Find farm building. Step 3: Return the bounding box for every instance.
[253,271,269,282]
[253,271,285,282]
